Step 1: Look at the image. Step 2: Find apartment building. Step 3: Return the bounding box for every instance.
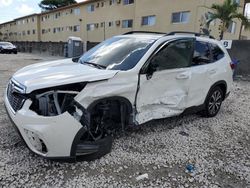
[0,0,249,42]
[0,14,40,42]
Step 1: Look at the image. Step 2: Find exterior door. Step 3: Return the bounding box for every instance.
[136,38,194,124]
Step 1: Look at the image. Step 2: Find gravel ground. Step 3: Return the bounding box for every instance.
[0,53,250,188]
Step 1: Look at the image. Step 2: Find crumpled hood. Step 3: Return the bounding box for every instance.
[13,58,119,93]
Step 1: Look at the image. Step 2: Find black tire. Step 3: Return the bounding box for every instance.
[202,86,223,117]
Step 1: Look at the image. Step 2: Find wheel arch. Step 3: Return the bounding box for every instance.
[205,80,227,102]
[87,96,133,114]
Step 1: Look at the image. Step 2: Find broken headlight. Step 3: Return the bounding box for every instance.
[28,82,86,116]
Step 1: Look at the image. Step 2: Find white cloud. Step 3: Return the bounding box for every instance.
[16,4,34,15]
[0,0,13,7]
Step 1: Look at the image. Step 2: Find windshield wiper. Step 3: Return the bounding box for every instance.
[83,61,106,69]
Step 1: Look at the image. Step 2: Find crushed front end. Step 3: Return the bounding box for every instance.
[4,79,112,159]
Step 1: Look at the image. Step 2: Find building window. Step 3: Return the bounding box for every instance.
[32,29,35,35]
[142,15,156,26]
[74,8,80,15]
[122,19,133,28]
[87,23,95,31]
[53,27,61,33]
[27,30,30,35]
[22,20,25,24]
[74,25,80,32]
[228,21,236,34]
[109,21,114,27]
[54,12,61,19]
[32,17,35,22]
[87,4,95,12]
[172,11,190,24]
[110,0,115,5]
[66,26,73,31]
[123,0,134,5]
[101,2,105,7]
[22,31,25,36]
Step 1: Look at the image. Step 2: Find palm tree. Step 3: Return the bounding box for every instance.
[207,0,250,40]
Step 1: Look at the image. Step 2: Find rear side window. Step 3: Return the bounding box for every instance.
[210,44,225,62]
[192,41,211,66]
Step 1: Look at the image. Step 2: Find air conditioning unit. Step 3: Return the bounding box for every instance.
[117,0,121,4]
[116,20,121,26]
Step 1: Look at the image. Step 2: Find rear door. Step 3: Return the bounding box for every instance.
[136,38,194,124]
[187,40,226,107]
[186,40,211,107]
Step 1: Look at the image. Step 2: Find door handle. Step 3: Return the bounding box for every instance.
[208,69,216,74]
[176,73,190,80]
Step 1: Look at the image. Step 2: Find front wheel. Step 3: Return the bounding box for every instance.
[203,87,223,117]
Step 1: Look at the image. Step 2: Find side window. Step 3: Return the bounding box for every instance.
[192,41,211,66]
[150,39,194,71]
[210,44,225,62]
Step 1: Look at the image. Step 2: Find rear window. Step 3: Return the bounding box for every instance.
[192,41,225,66]
[210,43,225,62]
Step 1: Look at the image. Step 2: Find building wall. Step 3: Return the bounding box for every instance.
[0,0,249,43]
[40,7,84,42]
[14,15,40,42]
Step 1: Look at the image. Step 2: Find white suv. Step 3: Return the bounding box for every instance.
[4,32,233,160]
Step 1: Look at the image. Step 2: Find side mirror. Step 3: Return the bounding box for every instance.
[146,62,158,80]
[72,56,80,63]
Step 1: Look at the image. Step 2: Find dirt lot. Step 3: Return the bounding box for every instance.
[0,53,249,188]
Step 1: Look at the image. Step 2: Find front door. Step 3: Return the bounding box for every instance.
[136,38,194,124]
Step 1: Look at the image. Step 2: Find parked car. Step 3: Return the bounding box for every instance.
[0,42,17,54]
[4,31,233,160]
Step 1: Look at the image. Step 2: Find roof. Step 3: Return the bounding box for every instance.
[40,0,97,15]
[14,14,39,21]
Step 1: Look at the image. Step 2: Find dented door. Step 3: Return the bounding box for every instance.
[136,38,194,124]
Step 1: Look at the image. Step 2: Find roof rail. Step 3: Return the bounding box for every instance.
[123,31,166,35]
[166,31,215,39]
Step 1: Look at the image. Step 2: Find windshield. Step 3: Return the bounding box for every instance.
[79,36,155,71]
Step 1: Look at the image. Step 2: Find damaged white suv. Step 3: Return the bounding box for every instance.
[4,32,233,160]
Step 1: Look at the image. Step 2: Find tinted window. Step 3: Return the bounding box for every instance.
[151,39,194,71]
[192,41,211,66]
[79,37,155,71]
[210,44,224,62]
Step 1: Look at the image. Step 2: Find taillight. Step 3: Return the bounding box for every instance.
[230,62,235,70]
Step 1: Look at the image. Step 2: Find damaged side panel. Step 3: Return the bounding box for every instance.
[74,72,138,110]
[136,69,191,124]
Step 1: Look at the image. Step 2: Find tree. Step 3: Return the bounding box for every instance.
[39,0,77,11]
[207,0,250,40]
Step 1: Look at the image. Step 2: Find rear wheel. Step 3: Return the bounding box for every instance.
[203,87,223,117]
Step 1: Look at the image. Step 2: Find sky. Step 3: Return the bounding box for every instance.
[0,0,84,24]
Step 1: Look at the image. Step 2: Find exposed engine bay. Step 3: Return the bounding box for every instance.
[26,83,130,148]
